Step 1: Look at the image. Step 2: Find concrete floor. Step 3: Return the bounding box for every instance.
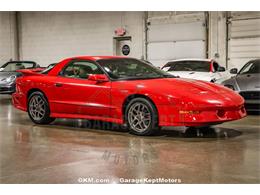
[0,95,259,184]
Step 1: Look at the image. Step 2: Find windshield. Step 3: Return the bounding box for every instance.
[162,61,210,72]
[97,58,174,80]
[239,60,260,74]
[0,62,35,72]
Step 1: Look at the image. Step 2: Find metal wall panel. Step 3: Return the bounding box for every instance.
[147,12,207,66]
[230,19,260,38]
[147,42,174,60]
[20,12,144,66]
[148,21,206,42]
[147,40,206,66]
[228,12,260,70]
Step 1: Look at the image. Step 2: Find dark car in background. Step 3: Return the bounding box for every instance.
[222,59,260,112]
[0,61,40,94]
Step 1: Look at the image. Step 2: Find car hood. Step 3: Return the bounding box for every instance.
[0,71,20,79]
[154,78,236,96]
[235,74,260,91]
[0,72,21,85]
[167,71,213,81]
[117,78,244,107]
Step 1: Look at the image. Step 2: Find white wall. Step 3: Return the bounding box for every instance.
[19,12,145,66]
[0,12,17,65]
[2,11,259,70]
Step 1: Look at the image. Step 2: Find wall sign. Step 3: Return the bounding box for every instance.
[115,28,126,36]
[122,45,130,56]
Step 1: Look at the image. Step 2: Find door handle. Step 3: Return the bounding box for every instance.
[55,83,63,87]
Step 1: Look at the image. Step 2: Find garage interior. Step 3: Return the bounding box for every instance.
[0,11,260,183]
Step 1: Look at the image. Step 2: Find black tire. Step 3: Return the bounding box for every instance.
[125,97,160,136]
[27,91,55,124]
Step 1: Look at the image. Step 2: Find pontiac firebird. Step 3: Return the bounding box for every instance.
[12,56,246,135]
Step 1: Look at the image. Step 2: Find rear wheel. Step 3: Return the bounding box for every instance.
[125,98,160,136]
[28,91,55,124]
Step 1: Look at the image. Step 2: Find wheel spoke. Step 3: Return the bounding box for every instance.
[128,102,152,133]
[29,95,46,121]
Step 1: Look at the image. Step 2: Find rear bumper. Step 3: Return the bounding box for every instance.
[158,104,247,127]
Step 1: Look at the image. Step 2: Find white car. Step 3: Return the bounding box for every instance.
[161,59,230,83]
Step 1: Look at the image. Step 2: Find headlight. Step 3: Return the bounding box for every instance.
[1,75,16,83]
[224,84,235,90]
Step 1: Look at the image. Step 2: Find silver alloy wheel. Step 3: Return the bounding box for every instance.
[128,102,152,132]
[29,95,46,121]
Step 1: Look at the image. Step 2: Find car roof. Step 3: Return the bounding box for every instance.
[47,56,134,76]
[249,59,260,63]
[67,56,128,61]
[167,58,213,63]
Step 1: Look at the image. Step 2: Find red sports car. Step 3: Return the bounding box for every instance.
[12,56,246,135]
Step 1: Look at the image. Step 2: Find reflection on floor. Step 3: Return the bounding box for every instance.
[0,95,259,183]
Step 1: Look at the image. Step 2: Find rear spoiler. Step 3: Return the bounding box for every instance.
[16,69,43,76]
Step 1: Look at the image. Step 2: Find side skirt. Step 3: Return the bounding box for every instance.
[50,113,123,124]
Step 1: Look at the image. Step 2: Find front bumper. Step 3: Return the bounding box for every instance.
[157,104,247,127]
[0,83,15,94]
[239,91,260,112]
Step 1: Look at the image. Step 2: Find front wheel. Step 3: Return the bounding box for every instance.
[28,91,55,124]
[125,98,160,136]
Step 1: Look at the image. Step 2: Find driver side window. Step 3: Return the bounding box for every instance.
[61,61,103,79]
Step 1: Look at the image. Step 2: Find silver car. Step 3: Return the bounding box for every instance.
[0,61,40,94]
[222,59,260,112]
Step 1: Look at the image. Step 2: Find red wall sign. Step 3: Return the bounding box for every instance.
[114,28,126,36]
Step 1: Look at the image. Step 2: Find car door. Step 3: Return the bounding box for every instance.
[51,60,111,117]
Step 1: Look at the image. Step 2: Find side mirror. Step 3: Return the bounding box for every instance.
[218,66,226,72]
[230,68,238,74]
[88,74,109,82]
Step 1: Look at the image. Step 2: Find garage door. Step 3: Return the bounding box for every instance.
[19,12,144,66]
[147,12,207,67]
[228,12,260,70]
